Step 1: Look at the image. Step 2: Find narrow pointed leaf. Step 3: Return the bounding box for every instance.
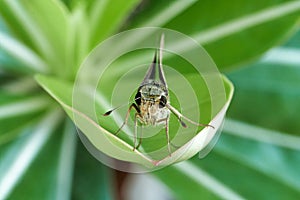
[227,48,300,135]
[0,0,69,73]
[0,110,64,200]
[35,72,233,169]
[88,0,141,48]
[125,0,300,70]
[154,128,300,200]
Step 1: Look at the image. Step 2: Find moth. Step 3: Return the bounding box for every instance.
[104,34,213,155]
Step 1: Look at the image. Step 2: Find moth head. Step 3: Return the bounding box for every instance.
[135,83,168,107]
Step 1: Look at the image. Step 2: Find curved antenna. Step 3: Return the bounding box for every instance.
[141,50,157,85]
[103,97,140,116]
[158,33,167,88]
[140,34,168,88]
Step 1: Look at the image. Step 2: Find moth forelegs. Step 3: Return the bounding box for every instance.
[115,103,140,135]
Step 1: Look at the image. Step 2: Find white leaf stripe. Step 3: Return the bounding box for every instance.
[218,119,300,192]
[104,1,300,78]
[0,110,63,200]
[169,1,300,51]
[0,32,48,73]
[4,0,53,60]
[113,0,197,51]
[260,47,300,66]
[90,0,109,29]
[138,0,197,27]
[223,118,300,151]
[0,96,49,119]
[194,1,300,44]
[174,161,246,200]
[55,119,77,200]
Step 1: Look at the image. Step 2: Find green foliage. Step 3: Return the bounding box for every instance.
[0,0,300,199]
[35,73,233,167]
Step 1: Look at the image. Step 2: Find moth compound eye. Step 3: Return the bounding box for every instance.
[159,95,167,108]
[135,91,141,105]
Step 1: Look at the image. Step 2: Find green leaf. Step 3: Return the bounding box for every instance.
[153,29,300,200]
[35,75,153,168]
[0,32,49,74]
[125,0,300,70]
[0,94,50,119]
[33,28,233,169]
[227,48,300,135]
[224,118,300,152]
[0,110,45,146]
[0,0,299,199]
[0,92,51,146]
[72,140,114,200]
[0,110,64,199]
[284,29,300,48]
[65,0,141,78]
[2,118,77,200]
[154,130,300,200]
[0,0,69,74]
[35,70,233,169]
[87,0,141,48]
[0,107,113,199]
[153,162,221,200]
[0,77,39,95]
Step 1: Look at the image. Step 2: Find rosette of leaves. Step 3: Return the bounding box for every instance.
[0,0,300,199]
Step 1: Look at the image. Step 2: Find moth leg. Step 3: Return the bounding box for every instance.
[115,103,140,135]
[135,123,143,150]
[133,113,140,151]
[156,117,172,155]
[165,117,172,156]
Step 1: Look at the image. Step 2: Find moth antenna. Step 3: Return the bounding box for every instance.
[166,104,214,129]
[103,110,113,116]
[158,33,167,88]
[103,97,140,116]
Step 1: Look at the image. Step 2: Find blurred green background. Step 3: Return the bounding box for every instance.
[0,0,300,199]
